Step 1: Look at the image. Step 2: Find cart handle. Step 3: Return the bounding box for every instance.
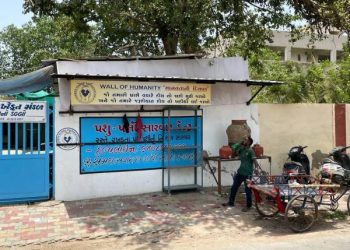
[248,181,286,213]
[248,181,278,198]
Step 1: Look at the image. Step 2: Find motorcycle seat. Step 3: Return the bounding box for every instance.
[284,161,303,167]
[321,158,338,164]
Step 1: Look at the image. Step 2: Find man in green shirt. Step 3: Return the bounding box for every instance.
[222,136,256,212]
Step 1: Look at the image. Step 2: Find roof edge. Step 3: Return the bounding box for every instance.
[51,74,283,86]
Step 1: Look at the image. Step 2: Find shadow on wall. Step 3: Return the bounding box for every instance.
[311,149,329,171]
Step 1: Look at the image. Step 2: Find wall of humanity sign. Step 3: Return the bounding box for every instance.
[80,116,202,173]
[71,79,211,106]
[0,101,46,123]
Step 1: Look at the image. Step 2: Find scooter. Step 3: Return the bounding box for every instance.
[283,145,311,175]
[320,146,350,185]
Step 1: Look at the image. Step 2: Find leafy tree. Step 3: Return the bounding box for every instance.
[0,16,97,78]
[226,45,350,103]
[23,0,296,56]
[327,57,350,103]
[287,0,350,52]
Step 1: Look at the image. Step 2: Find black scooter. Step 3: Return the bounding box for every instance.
[330,146,350,170]
[282,146,311,184]
[283,145,311,175]
[320,146,350,184]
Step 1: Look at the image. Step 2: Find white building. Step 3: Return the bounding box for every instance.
[267,31,347,63]
[52,56,277,200]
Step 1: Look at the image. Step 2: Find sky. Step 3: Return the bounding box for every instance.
[0,0,32,30]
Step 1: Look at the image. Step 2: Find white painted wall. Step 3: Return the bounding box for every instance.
[269,31,346,51]
[268,31,346,63]
[55,101,163,200]
[54,87,259,200]
[54,58,259,201]
[202,103,259,188]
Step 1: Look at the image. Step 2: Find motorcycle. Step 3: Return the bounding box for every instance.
[320,146,350,185]
[282,146,311,184]
[283,145,311,175]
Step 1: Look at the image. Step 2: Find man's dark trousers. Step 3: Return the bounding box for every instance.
[229,173,252,207]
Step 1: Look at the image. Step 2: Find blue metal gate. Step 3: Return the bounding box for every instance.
[0,102,52,204]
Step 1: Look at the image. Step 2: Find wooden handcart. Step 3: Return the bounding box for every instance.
[248,175,350,233]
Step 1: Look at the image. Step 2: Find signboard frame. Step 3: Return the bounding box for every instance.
[0,101,47,123]
[71,79,211,106]
[79,116,203,174]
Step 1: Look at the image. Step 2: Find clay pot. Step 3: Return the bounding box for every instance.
[252,144,264,157]
[226,120,251,145]
[219,145,233,159]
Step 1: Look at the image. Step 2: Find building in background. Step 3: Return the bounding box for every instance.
[267,31,347,63]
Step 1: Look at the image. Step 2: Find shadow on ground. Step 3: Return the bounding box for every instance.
[62,187,349,250]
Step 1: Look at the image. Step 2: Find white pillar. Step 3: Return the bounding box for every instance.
[330,49,337,62]
[284,46,292,61]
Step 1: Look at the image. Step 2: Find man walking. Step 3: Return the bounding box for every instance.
[223,136,256,212]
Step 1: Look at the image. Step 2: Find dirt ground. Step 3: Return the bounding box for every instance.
[17,218,350,250]
[1,186,350,250]
[16,196,350,250]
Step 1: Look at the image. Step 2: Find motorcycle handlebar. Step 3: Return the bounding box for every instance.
[329,146,350,155]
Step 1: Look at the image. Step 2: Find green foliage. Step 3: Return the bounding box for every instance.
[3,1,349,103]
[23,0,295,56]
[328,57,350,103]
[287,1,350,51]
[226,45,350,103]
[321,210,348,221]
[0,16,97,78]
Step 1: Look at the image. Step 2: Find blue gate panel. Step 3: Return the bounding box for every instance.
[0,156,49,202]
[0,103,52,204]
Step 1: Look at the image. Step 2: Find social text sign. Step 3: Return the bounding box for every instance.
[0,101,46,123]
[71,80,211,105]
[80,116,202,173]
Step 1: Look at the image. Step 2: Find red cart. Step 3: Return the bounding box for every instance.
[248,175,350,232]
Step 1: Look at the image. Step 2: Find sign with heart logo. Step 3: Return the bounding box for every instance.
[56,128,79,150]
[72,82,96,104]
[70,79,211,106]
[64,136,72,143]
[81,89,90,97]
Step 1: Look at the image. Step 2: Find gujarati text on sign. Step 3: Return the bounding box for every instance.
[80,116,202,173]
[71,80,211,105]
[0,101,46,123]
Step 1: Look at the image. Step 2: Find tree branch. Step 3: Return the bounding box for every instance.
[244,1,271,13]
[115,11,157,29]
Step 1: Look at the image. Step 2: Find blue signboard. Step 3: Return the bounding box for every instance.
[80,116,202,173]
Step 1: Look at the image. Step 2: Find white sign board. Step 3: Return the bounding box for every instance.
[71,80,211,106]
[0,101,46,123]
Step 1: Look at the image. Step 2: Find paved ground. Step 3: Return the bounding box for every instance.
[0,188,231,247]
[0,188,350,249]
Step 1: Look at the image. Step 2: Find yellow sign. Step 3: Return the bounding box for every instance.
[71,80,211,105]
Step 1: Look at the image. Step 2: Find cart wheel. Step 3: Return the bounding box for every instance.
[255,192,279,217]
[284,194,318,233]
[347,195,350,216]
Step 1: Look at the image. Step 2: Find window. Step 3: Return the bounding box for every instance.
[318,55,330,62]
